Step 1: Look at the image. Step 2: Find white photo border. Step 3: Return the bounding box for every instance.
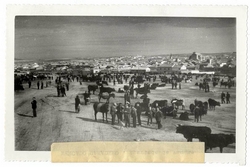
[5,5,247,164]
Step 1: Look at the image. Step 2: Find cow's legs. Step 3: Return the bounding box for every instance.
[106,112,108,122]
[102,113,104,122]
[95,112,97,121]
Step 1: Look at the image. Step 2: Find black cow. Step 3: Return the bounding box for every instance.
[160,106,174,117]
[100,86,116,94]
[150,83,159,90]
[199,133,235,153]
[194,106,204,122]
[152,100,168,108]
[134,87,150,97]
[157,83,166,87]
[88,85,99,94]
[179,112,189,120]
[97,80,108,86]
[98,92,115,103]
[93,102,110,122]
[171,99,185,110]
[220,81,228,88]
[208,98,220,110]
[176,124,212,142]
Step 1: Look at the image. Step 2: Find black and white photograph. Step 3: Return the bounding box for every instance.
[14,16,237,153]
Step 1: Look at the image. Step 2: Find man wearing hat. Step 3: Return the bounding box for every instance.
[124,90,130,105]
[155,103,163,129]
[110,103,117,125]
[131,104,137,128]
[116,103,124,123]
[31,97,37,117]
[124,102,131,127]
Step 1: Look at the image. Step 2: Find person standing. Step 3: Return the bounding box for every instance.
[147,104,153,126]
[62,85,67,97]
[155,104,162,129]
[226,92,231,104]
[65,82,69,91]
[75,95,80,113]
[179,82,181,89]
[116,103,123,123]
[31,97,37,117]
[57,84,60,97]
[37,81,40,89]
[83,91,90,105]
[41,81,44,89]
[124,102,131,128]
[130,87,134,99]
[110,103,117,125]
[131,105,137,128]
[28,80,31,88]
[221,92,226,104]
[135,103,142,126]
[124,91,130,105]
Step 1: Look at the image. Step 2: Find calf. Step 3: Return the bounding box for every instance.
[176,124,211,142]
[199,133,235,153]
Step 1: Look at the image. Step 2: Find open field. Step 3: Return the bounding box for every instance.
[15,75,236,152]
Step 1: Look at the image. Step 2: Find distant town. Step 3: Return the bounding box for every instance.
[15,52,236,77]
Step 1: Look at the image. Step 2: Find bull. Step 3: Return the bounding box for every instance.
[100,86,116,94]
[88,85,99,94]
[199,133,235,153]
[208,98,220,110]
[93,102,110,122]
[176,124,211,142]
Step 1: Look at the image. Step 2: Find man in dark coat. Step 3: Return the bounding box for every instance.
[131,105,137,128]
[31,97,37,117]
[110,103,117,125]
[28,80,31,88]
[41,81,44,89]
[83,91,90,105]
[124,91,130,105]
[37,81,40,89]
[75,95,80,113]
[116,103,123,123]
[221,92,226,104]
[155,104,163,129]
[61,85,66,97]
[226,92,231,104]
[66,82,69,91]
[124,102,131,128]
[57,85,60,97]
[135,103,142,126]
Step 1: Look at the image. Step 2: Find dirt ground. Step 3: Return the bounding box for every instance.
[15,75,236,153]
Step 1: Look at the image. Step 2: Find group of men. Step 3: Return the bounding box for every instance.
[221,92,231,104]
[109,102,163,129]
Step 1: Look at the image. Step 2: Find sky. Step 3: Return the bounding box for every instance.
[15,16,236,60]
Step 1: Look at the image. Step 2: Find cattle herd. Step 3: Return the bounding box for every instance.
[15,72,236,153]
[80,72,235,153]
